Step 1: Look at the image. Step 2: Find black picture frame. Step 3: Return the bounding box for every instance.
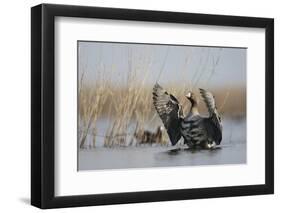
[31,3,274,209]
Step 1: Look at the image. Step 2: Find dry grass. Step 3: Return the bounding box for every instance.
[80,86,246,117]
[78,69,109,148]
[79,49,155,148]
[79,83,246,148]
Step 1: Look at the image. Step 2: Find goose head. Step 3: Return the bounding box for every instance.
[185,92,198,106]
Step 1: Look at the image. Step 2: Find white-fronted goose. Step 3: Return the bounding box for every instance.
[152,83,222,149]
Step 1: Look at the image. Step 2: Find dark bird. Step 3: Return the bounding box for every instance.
[134,126,165,145]
[152,83,222,149]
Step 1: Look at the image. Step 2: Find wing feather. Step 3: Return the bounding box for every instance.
[152,83,182,145]
[199,88,216,115]
[199,88,222,144]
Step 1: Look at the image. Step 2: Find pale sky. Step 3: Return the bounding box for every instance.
[78,41,246,89]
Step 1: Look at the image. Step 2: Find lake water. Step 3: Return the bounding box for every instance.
[78,118,246,171]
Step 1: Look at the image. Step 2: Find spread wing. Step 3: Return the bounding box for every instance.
[152,83,182,145]
[199,88,217,116]
[199,88,222,144]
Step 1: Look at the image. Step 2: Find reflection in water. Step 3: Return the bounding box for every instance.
[165,146,222,155]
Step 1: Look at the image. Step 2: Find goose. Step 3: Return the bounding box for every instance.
[152,83,222,149]
[134,126,165,145]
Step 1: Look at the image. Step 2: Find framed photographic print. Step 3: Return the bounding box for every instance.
[31,3,274,209]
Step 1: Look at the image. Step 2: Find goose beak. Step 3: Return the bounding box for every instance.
[186,92,192,99]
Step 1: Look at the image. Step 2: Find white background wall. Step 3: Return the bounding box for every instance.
[0,0,279,212]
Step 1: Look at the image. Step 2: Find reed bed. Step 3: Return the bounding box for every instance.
[79,49,159,148]
[79,83,246,148]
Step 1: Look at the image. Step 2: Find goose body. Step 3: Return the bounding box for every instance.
[152,83,222,149]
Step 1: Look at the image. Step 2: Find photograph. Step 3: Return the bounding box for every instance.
[77,41,247,171]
